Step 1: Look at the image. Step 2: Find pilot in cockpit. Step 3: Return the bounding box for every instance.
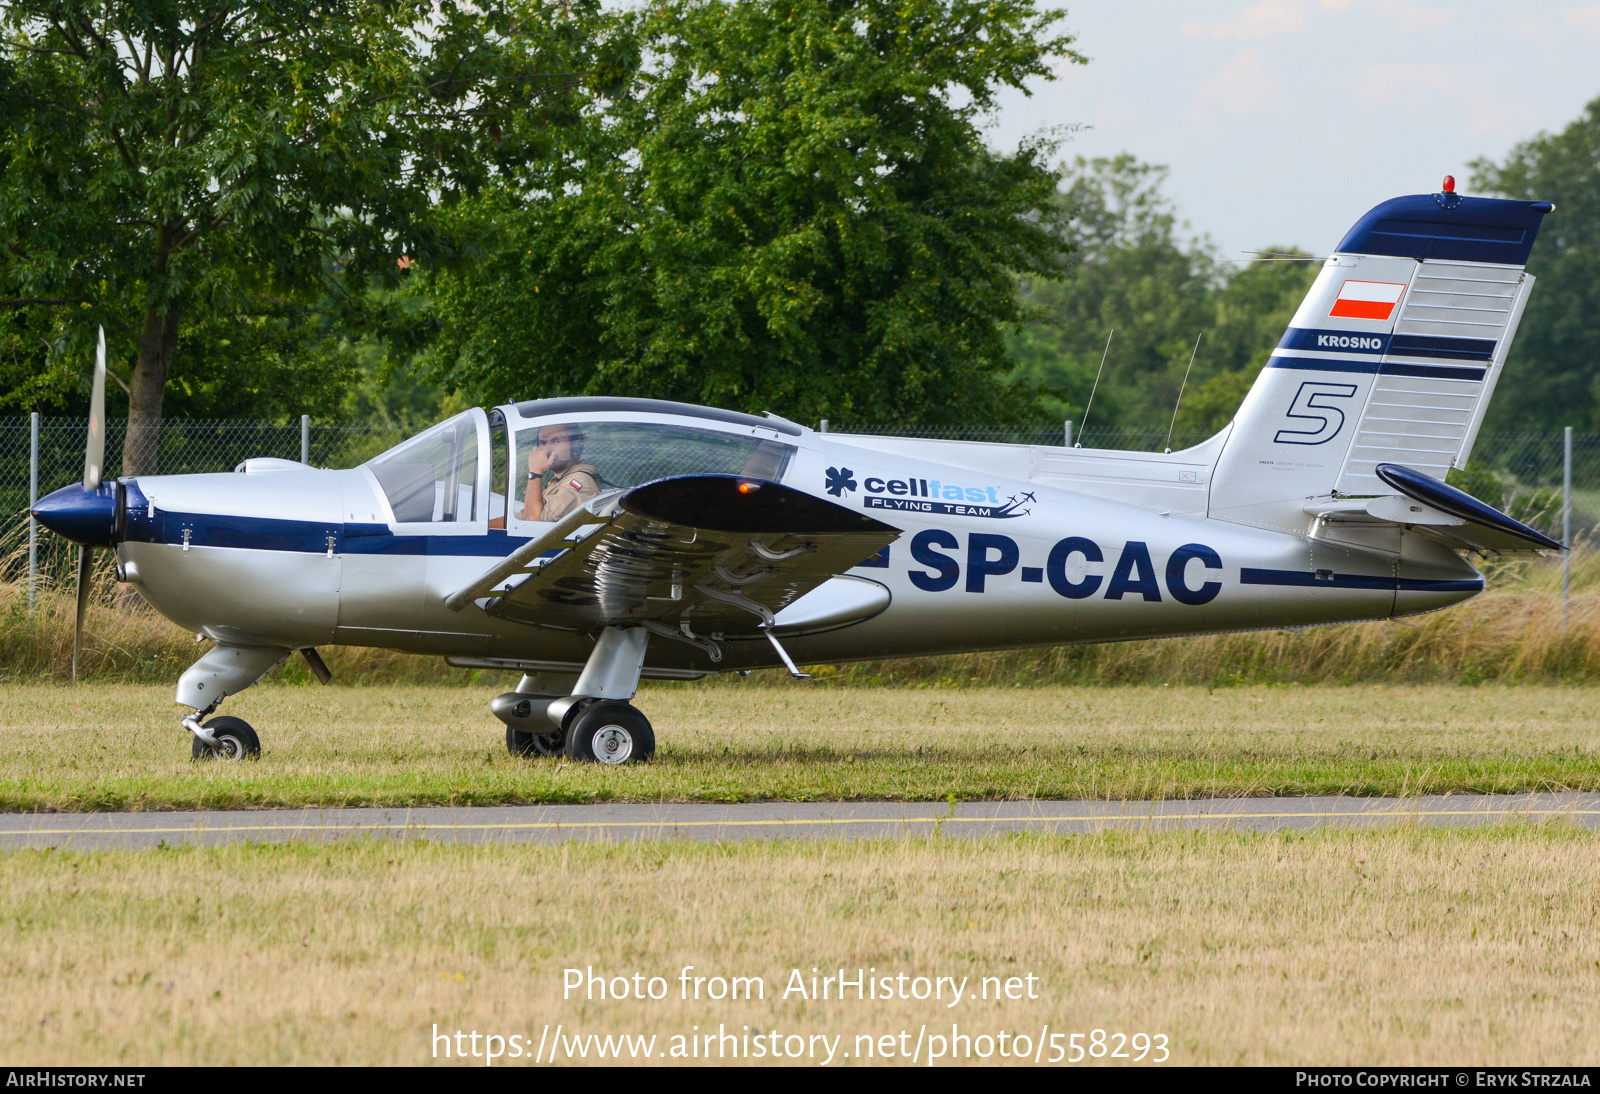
[514,422,601,523]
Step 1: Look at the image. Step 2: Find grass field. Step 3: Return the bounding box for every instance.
[2,826,1596,1065]
[2,683,1598,810]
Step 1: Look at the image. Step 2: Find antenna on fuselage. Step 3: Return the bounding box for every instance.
[1163,332,1203,454]
[1075,328,1114,449]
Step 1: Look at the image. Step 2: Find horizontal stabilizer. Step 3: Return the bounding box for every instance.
[1374,462,1563,554]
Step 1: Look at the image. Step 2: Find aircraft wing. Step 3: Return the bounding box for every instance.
[446,475,900,636]
[1305,462,1563,555]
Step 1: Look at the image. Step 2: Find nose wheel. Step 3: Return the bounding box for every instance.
[189,716,261,761]
[564,701,655,765]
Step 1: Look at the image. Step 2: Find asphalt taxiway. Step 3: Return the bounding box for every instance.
[1,793,1596,849]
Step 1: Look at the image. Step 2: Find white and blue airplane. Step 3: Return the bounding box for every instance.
[34,181,1558,764]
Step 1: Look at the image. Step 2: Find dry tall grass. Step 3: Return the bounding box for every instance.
[6,527,1600,685]
[2,827,1597,1065]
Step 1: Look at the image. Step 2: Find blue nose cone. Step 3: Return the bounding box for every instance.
[33,482,118,547]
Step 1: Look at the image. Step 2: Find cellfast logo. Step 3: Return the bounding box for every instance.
[825,469,1033,520]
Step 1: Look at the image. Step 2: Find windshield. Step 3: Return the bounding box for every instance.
[366,411,480,523]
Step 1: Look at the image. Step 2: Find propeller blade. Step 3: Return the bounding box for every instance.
[73,544,92,683]
[83,327,106,490]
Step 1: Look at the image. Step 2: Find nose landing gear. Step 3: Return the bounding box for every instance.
[176,644,289,761]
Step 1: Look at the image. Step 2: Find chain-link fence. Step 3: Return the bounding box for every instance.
[0,417,410,579]
[0,416,409,524]
[4,415,1597,549]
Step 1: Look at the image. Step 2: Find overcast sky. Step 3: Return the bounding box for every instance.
[984,0,1600,262]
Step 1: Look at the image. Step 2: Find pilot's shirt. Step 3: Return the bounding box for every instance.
[537,461,600,522]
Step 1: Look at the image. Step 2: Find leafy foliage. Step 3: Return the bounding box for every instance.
[1471,95,1600,433]
[0,0,617,466]
[1009,155,1318,437]
[426,0,1083,426]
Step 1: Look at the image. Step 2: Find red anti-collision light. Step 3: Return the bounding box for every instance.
[1442,175,1456,192]
[738,481,760,494]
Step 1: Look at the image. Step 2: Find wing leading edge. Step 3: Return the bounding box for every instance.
[447,475,900,644]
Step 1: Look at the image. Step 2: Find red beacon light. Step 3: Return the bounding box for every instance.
[737,481,760,494]
[1442,175,1456,193]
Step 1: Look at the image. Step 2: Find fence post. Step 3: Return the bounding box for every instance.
[819,419,829,434]
[301,414,310,465]
[28,411,38,614]
[1563,426,1573,624]
[1064,420,1073,448]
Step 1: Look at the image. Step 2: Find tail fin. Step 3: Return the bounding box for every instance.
[1210,188,1553,532]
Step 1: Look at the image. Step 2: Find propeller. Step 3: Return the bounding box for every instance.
[73,327,107,683]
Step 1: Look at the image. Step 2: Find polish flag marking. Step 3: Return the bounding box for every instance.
[1329,279,1408,321]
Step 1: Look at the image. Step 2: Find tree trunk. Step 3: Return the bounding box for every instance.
[122,305,181,477]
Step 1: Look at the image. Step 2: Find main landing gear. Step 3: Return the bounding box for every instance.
[496,694,658,766]
[490,628,658,765]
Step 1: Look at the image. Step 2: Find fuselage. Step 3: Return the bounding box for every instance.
[103,399,1483,678]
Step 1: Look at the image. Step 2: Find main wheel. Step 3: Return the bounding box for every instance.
[564,702,655,765]
[506,724,565,757]
[190,716,261,761]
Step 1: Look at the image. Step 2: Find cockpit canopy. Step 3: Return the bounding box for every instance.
[366,412,479,524]
[363,401,799,527]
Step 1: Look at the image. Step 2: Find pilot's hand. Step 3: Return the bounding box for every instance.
[528,447,555,476]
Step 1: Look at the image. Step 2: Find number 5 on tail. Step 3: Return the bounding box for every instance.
[1275,381,1359,445]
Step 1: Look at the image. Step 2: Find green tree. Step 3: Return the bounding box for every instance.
[0,0,620,471]
[1010,154,1316,441]
[427,0,1083,426]
[1010,155,1220,432]
[1471,95,1600,433]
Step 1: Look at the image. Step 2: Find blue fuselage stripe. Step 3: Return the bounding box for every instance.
[121,509,534,556]
[1240,568,1483,593]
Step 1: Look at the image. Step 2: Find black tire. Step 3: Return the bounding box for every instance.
[191,716,260,761]
[564,702,655,765]
[506,724,565,757]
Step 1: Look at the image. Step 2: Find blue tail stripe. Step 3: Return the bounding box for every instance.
[1276,328,1497,362]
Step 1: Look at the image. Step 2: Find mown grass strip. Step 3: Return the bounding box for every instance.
[3,683,1599,810]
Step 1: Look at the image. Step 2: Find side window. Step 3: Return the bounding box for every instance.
[511,420,795,524]
[366,411,480,523]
